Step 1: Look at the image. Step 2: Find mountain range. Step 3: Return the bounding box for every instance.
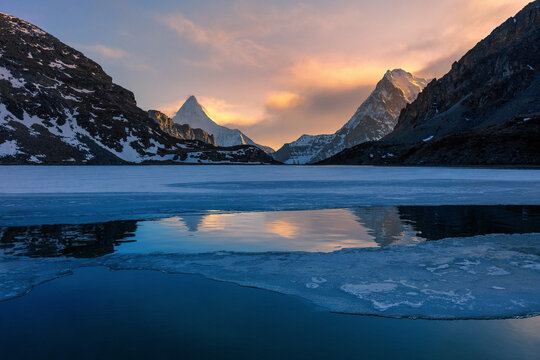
[320,1,540,165]
[273,69,429,164]
[172,96,274,154]
[1,0,538,166]
[0,13,275,165]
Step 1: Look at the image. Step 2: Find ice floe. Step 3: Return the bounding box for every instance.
[1,233,539,319]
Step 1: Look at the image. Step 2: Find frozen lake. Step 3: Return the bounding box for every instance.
[1,165,539,226]
[0,166,539,323]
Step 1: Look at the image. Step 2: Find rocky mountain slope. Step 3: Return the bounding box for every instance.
[320,1,540,166]
[274,69,428,164]
[173,96,274,154]
[0,13,275,164]
[148,110,216,146]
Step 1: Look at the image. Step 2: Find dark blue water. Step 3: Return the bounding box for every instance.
[1,267,539,360]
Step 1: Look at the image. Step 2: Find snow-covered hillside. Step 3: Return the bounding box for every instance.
[0,13,274,165]
[172,96,274,154]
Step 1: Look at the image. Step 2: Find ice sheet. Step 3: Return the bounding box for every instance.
[1,166,539,226]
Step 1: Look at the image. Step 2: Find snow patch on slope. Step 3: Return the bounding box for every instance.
[0,66,26,88]
[0,140,19,156]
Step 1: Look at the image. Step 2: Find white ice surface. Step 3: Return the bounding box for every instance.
[0,166,539,226]
[2,165,539,194]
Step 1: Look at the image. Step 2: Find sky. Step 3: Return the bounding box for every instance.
[2,0,531,149]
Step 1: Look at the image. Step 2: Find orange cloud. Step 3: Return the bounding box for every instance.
[265,92,304,110]
[283,58,388,91]
[198,96,262,126]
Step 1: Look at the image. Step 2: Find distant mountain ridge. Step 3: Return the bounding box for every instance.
[0,13,275,164]
[273,69,428,164]
[320,1,540,165]
[272,134,334,165]
[172,96,274,154]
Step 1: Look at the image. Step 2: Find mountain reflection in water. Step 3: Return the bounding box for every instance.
[1,206,538,258]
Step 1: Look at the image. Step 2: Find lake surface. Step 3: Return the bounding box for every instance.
[1,166,539,358]
[1,205,539,256]
[1,267,539,360]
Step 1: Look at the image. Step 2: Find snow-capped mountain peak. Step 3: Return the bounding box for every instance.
[274,69,429,164]
[180,95,212,120]
[384,69,430,103]
[172,96,274,153]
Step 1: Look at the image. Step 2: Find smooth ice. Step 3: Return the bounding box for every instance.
[1,165,540,226]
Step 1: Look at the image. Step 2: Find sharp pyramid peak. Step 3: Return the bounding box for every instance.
[185,95,199,103]
[178,95,211,116]
[183,95,203,108]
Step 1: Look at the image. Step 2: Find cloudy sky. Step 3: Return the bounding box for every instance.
[3,0,530,149]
